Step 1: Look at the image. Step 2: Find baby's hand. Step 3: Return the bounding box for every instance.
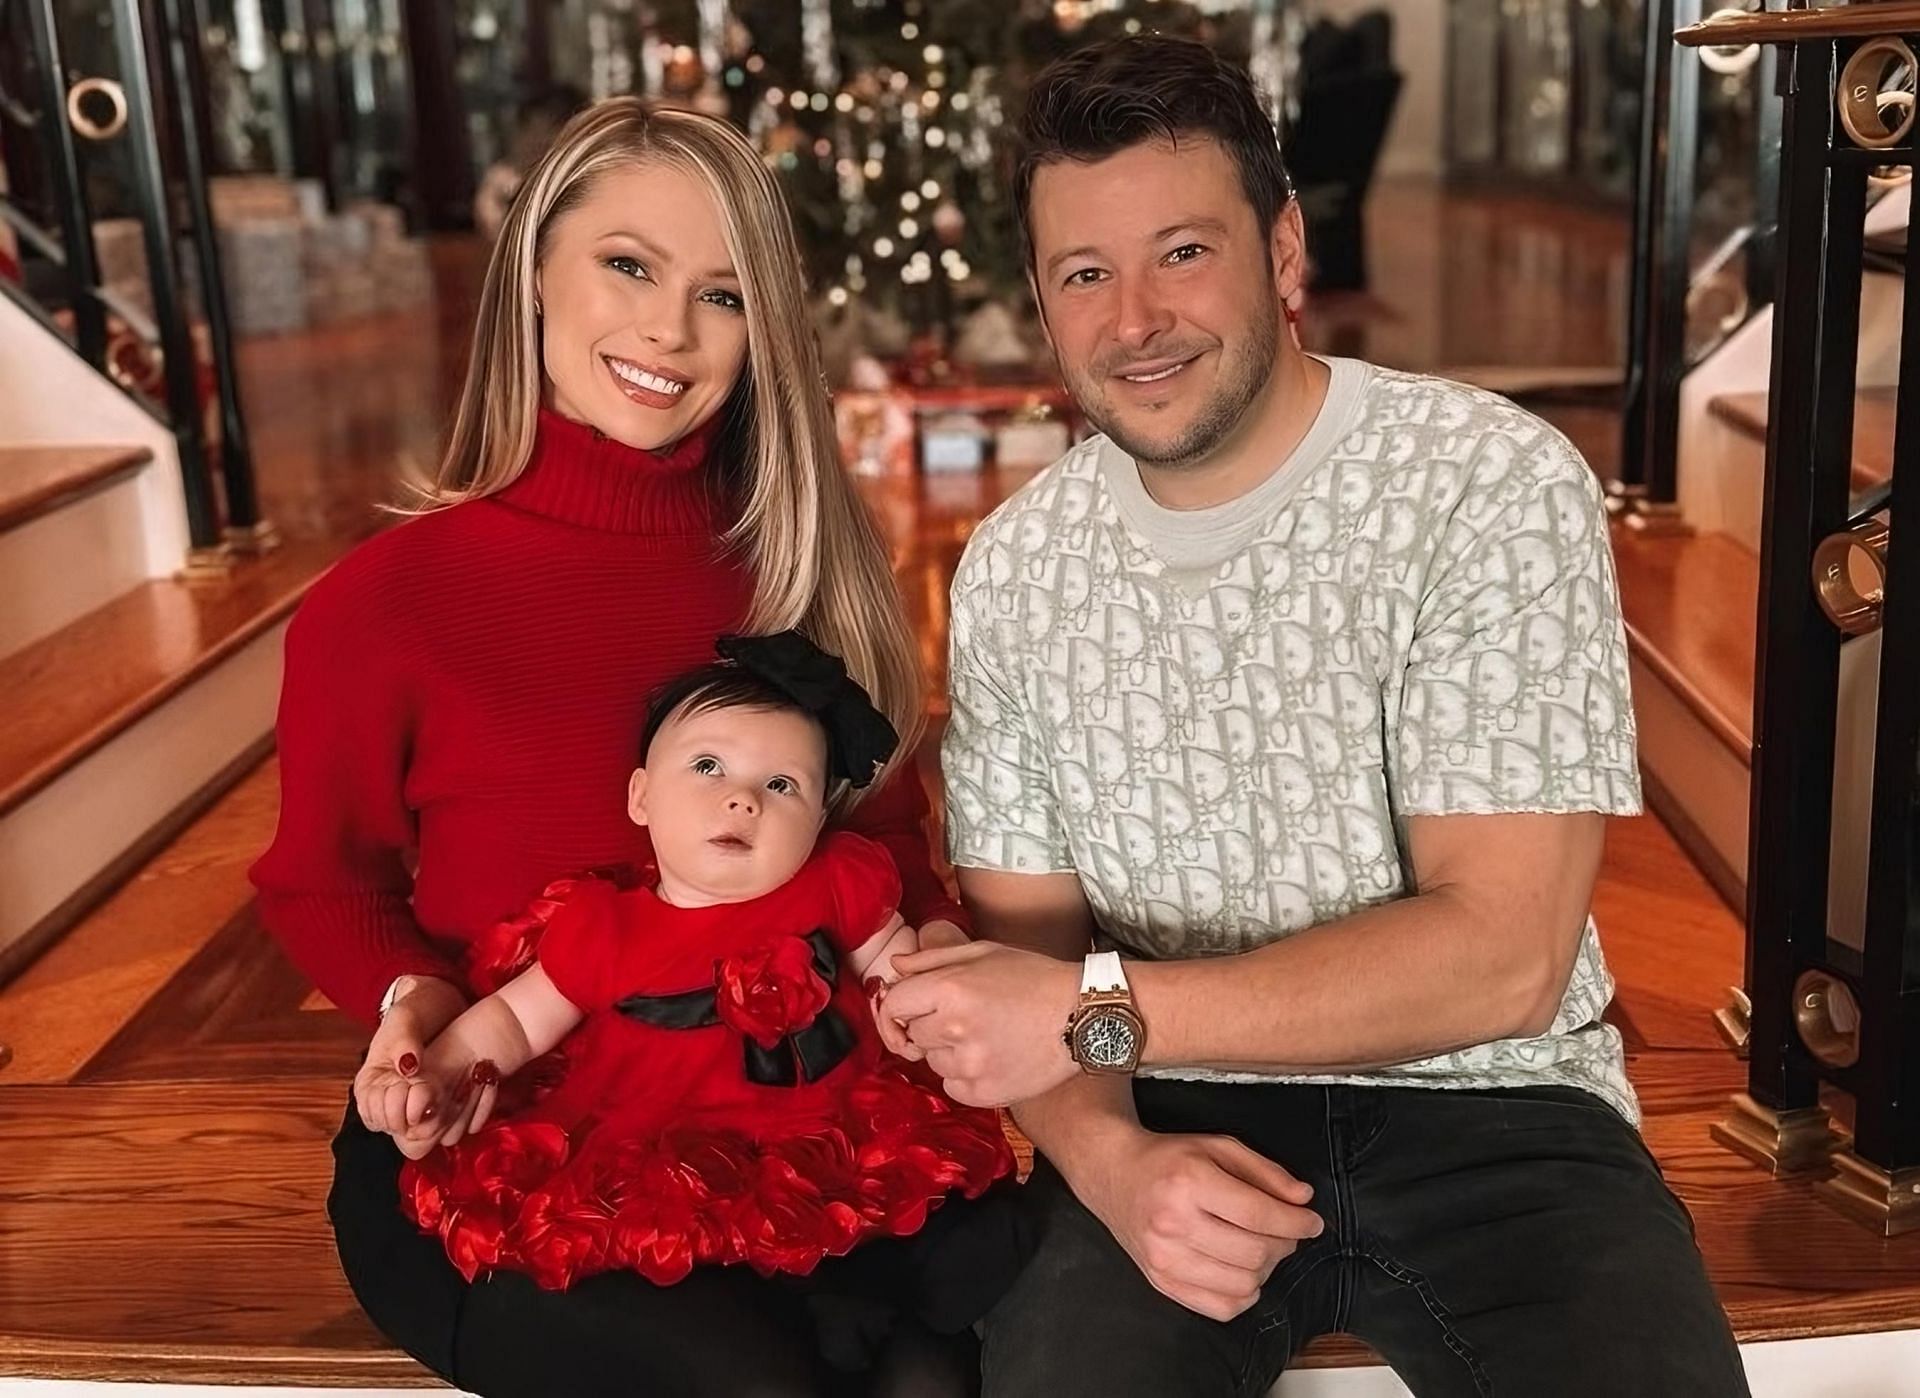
[866,920,968,1060]
[859,923,920,992]
[392,1042,501,1159]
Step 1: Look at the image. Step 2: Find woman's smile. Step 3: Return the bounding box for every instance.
[603,353,689,407]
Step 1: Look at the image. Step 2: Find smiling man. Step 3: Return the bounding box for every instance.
[883,35,1750,1398]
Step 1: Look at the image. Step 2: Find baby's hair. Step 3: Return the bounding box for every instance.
[639,663,825,770]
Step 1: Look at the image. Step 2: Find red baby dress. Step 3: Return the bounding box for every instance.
[399,832,1013,1290]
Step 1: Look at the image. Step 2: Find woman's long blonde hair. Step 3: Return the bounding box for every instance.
[423,99,924,793]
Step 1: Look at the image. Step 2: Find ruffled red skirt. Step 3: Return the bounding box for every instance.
[400,1061,1012,1291]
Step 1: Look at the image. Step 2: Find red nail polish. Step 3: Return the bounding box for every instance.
[472,1059,501,1088]
[397,1053,419,1076]
[422,1105,436,1120]
[863,976,887,999]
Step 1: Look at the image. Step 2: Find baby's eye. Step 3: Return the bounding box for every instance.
[692,757,720,776]
[766,776,795,796]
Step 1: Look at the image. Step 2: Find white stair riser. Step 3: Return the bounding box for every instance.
[1679,272,1904,553]
[0,621,285,974]
[0,293,192,583]
[0,470,153,660]
[1630,651,1752,899]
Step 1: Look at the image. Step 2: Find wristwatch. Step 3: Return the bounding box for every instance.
[1063,951,1146,1074]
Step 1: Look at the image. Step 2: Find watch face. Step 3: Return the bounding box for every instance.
[1077,1010,1140,1070]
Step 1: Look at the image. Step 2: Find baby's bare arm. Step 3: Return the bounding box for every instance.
[848,912,918,985]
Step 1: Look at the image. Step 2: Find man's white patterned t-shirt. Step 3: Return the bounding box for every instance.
[942,358,1643,1121]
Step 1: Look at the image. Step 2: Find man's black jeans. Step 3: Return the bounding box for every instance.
[981,1078,1750,1397]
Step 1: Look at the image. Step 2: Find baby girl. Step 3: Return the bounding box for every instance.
[391,631,1015,1309]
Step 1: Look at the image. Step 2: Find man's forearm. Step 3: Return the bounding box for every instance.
[1130,887,1574,1073]
[956,868,1144,1166]
[1011,1065,1142,1170]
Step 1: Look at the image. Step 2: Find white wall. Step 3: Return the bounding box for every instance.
[1306,0,1446,180]
[0,293,190,578]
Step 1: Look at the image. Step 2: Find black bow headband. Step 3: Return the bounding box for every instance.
[714,631,898,789]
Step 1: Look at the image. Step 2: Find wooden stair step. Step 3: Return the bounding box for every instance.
[0,444,152,533]
[0,538,339,820]
[1612,523,1759,764]
[0,1069,1380,1387]
[6,1057,1919,1386]
[1709,388,1896,490]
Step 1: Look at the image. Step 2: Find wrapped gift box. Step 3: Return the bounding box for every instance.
[371,239,433,308]
[210,174,303,224]
[835,389,916,477]
[919,410,989,473]
[995,417,1072,469]
[218,217,308,335]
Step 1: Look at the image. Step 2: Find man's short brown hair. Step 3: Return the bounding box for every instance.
[1010,35,1295,268]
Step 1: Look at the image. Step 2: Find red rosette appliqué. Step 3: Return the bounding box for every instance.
[844,1066,1015,1235]
[712,936,832,1050]
[732,1129,868,1276]
[516,1182,616,1291]
[399,1121,571,1282]
[599,1132,752,1284]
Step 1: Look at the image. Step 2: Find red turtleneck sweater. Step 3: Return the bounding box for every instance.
[251,409,964,1027]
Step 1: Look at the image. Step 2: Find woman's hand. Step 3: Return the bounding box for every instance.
[353,975,468,1136]
[394,1055,500,1160]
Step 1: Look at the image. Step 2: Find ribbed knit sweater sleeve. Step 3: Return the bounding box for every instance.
[250,569,457,1027]
[844,761,970,935]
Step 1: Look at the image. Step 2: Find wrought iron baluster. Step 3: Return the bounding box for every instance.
[103,0,223,557]
[21,0,108,367]
[156,0,265,543]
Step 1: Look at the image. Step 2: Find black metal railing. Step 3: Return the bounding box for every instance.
[0,0,264,562]
[1677,2,1920,1231]
[1618,0,1790,522]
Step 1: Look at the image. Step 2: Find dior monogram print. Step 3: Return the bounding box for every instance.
[943,359,1644,1121]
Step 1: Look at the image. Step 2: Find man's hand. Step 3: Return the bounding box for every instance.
[1069,1122,1324,1322]
[353,976,467,1136]
[868,919,969,1060]
[883,941,1081,1106]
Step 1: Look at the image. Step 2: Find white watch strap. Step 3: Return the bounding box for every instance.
[1081,950,1127,995]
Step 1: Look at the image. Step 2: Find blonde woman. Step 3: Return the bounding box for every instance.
[252,100,981,1394]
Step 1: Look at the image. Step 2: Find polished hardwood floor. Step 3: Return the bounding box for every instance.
[4,180,1918,1385]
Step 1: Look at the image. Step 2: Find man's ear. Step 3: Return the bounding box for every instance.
[627,767,650,828]
[1271,200,1309,316]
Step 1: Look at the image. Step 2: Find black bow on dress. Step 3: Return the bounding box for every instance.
[612,928,857,1087]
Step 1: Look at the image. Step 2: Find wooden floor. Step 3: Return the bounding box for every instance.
[4,180,1918,1387]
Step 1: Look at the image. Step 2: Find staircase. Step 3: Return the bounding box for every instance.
[0,1,317,986]
[1621,372,1900,905]
[1614,48,1910,916]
